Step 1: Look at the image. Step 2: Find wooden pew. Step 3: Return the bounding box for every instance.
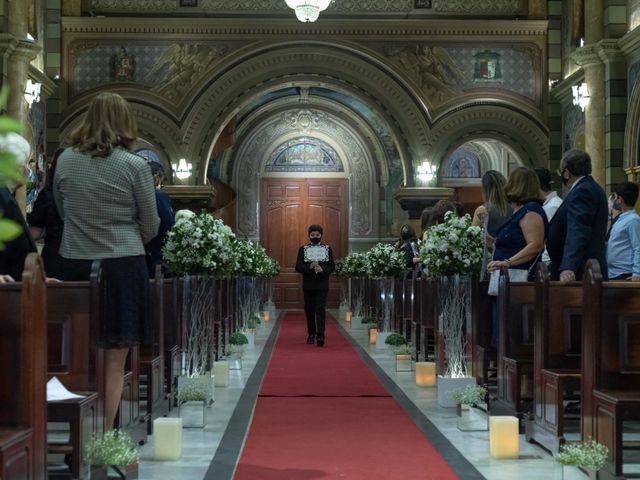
[417,276,437,362]
[0,254,47,480]
[471,279,496,387]
[47,261,104,479]
[396,277,406,335]
[495,268,535,415]
[582,260,640,480]
[526,263,582,453]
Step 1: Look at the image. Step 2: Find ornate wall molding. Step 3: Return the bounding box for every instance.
[63,17,548,38]
[231,107,374,238]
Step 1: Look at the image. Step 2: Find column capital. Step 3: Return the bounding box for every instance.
[595,39,625,64]
[11,39,41,63]
[0,33,19,58]
[571,45,602,69]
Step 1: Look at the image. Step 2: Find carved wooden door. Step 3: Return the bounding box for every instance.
[260,178,348,309]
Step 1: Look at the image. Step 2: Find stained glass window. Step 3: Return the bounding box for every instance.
[266,137,343,172]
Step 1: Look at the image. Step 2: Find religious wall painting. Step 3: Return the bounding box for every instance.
[473,50,503,83]
[71,42,232,99]
[113,47,135,81]
[563,105,585,153]
[443,150,481,179]
[382,44,537,107]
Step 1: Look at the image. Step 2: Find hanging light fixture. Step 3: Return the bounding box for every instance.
[285,0,332,22]
[417,160,437,184]
[572,82,590,111]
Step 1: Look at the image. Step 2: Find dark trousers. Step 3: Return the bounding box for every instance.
[304,289,328,338]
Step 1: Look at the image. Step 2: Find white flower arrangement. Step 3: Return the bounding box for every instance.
[335,252,369,277]
[233,239,280,277]
[365,243,407,279]
[555,440,608,471]
[163,211,237,276]
[419,212,483,277]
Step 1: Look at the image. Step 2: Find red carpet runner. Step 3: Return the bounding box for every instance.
[234,312,460,480]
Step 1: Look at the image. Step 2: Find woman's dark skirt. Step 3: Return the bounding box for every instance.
[63,255,150,348]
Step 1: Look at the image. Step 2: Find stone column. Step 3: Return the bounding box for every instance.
[573,45,606,186]
[585,0,604,43]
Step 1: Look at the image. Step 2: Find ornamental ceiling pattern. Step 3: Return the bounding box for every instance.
[89,0,526,14]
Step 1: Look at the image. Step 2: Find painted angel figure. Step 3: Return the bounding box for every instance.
[113,47,135,81]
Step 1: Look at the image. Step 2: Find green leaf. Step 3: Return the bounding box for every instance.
[0,117,22,134]
[0,218,22,244]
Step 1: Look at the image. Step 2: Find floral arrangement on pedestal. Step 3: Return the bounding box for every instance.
[163,211,237,379]
[555,440,608,472]
[84,430,139,478]
[365,243,406,333]
[336,252,369,317]
[419,212,483,393]
[163,211,237,277]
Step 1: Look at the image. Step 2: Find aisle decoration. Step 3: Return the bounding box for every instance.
[419,212,483,406]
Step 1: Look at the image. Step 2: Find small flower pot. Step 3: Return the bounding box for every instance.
[437,376,476,408]
[244,330,255,349]
[179,400,206,428]
[395,354,413,372]
[456,403,489,431]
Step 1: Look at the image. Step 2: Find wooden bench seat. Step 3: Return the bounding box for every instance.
[0,427,33,479]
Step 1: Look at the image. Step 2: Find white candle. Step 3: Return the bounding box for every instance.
[369,328,377,344]
[489,416,519,459]
[214,361,229,387]
[153,418,183,461]
[345,311,351,322]
[416,362,436,387]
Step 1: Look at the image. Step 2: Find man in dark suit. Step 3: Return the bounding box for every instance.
[546,149,608,281]
[295,224,335,347]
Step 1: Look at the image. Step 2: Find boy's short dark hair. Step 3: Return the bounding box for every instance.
[308,224,323,235]
[614,181,639,207]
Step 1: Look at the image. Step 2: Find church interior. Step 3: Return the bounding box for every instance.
[1,0,640,479]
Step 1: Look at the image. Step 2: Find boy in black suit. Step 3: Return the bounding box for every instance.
[295,224,335,346]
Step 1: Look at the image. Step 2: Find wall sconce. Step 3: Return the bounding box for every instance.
[172,158,192,180]
[572,82,590,111]
[417,160,437,184]
[416,361,436,387]
[24,79,41,107]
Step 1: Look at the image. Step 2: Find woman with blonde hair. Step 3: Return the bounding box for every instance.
[54,92,159,429]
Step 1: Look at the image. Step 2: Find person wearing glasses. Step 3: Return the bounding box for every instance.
[546,149,608,282]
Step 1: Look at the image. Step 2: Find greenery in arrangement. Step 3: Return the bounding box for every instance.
[229,332,249,346]
[84,430,139,467]
[0,89,25,249]
[163,211,237,276]
[246,318,258,330]
[365,243,407,279]
[451,385,487,406]
[176,381,208,404]
[555,440,609,471]
[361,316,377,325]
[226,343,245,356]
[335,252,369,277]
[393,344,415,356]
[233,239,280,277]
[384,332,407,347]
[419,212,483,277]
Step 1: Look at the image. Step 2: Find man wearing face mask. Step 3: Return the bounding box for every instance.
[546,149,608,282]
[295,224,335,346]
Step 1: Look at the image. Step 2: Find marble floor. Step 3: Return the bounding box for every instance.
[137,312,591,480]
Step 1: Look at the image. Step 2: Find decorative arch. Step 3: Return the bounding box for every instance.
[179,41,435,184]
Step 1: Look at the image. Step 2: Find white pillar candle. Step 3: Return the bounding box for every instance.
[214,361,229,387]
[416,362,436,387]
[369,328,377,344]
[489,416,519,459]
[345,311,351,322]
[263,310,270,322]
[153,418,183,461]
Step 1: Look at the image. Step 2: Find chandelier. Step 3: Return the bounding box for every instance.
[285,0,332,22]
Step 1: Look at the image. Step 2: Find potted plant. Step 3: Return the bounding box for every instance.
[555,440,608,480]
[392,344,415,372]
[84,430,139,479]
[451,384,488,431]
[419,212,483,406]
[227,332,248,370]
[176,381,208,428]
[383,331,406,352]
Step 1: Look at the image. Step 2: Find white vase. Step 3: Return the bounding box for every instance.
[437,376,476,408]
[456,403,489,431]
[179,400,206,428]
[244,330,255,349]
[395,354,413,372]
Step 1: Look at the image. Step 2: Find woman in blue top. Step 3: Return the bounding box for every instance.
[488,167,548,276]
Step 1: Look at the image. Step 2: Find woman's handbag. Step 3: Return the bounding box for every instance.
[487,253,541,296]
